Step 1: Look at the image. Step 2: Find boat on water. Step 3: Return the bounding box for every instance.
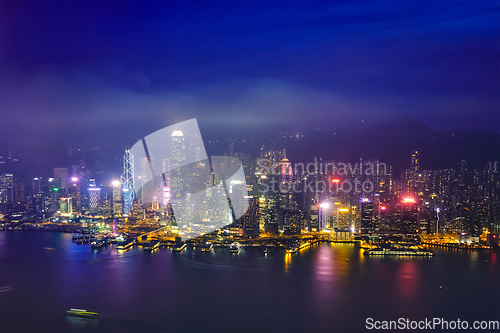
[66,308,98,318]
[229,242,240,253]
[262,246,268,254]
[360,241,377,249]
[201,242,213,252]
[172,243,187,252]
[286,241,311,254]
[364,247,433,256]
[72,234,96,242]
[116,240,135,250]
[91,240,106,249]
[42,247,56,251]
[0,286,14,293]
[144,241,160,251]
[84,259,101,264]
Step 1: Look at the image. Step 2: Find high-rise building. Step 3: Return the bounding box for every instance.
[408,150,420,194]
[265,194,279,235]
[14,177,26,204]
[336,207,350,229]
[59,197,73,216]
[121,149,134,216]
[279,158,293,211]
[401,197,418,234]
[112,181,123,217]
[319,202,330,231]
[411,151,420,175]
[33,177,43,195]
[360,198,374,234]
[53,168,69,193]
[239,196,259,237]
[0,174,14,204]
[170,130,186,225]
[88,186,100,214]
[68,176,81,213]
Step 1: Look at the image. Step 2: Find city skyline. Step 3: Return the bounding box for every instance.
[0,2,499,332]
[1,144,498,240]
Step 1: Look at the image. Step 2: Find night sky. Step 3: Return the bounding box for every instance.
[1,1,499,148]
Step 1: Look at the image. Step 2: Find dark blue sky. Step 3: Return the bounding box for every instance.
[1,1,499,147]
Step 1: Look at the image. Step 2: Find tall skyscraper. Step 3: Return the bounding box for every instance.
[121,149,134,216]
[336,207,350,229]
[68,177,81,213]
[0,174,14,204]
[33,177,43,195]
[411,151,420,175]
[88,186,100,214]
[170,130,186,225]
[53,168,69,193]
[360,198,374,234]
[112,180,123,217]
[401,197,418,234]
[319,202,330,231]
[279,158,293,210]
[238,196,260,237]
[409,150,420,193]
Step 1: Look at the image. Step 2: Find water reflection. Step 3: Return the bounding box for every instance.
[396,261,418,299]
[284,253,292,273]
[314,244,334,281]
[1,233,498,333]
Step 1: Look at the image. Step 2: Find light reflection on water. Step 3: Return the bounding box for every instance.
[0,232,498,333]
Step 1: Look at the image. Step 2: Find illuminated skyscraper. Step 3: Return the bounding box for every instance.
[68,176,81,213]
[409,151,420,194]
[411,151,420,175]
[33,177,43,195]
[279,158,293,210]
[88,186,100,214]
[319,202,330,231]
[360,198,374,234]
[53,168,69,193]
[238,196,259,237]
[0,174,14,204]
[121,149,134,216]
[170,131,186,224]
[112,180,123,217]
[60,197,73,216]
[401,197,418,234]
[336,207,350,229]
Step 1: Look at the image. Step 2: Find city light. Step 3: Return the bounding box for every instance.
[71,177,78,182]
[402,197,416,203]
[319,203,329,208]
[112,180,120,186]
[331,178,340,183]
[380,206,386,211]
[339,208,349,212]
